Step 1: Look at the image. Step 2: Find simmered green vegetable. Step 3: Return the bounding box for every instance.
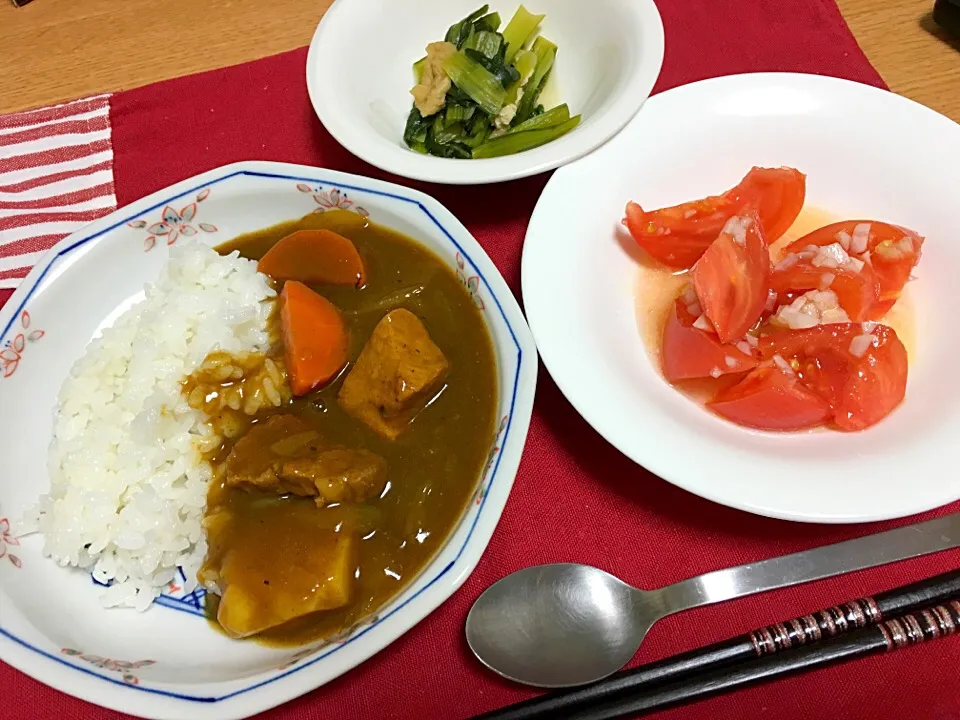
[475,11,502,32]
[472,115,581,158]
[514,36,556,125]
[404,108,430,146]
[406,5,575,160]
[443,51,507,115]
[463,30,502,59]
[503,49,537,107]
[507,103,570,134]
[413,56,427,84]
[445,6,490,48]
[445,103,476,126]
[502,5,545,63]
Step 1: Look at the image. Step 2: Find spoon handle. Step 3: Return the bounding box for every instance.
[660,513,960,613]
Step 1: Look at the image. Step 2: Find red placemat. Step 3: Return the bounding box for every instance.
[4,0,960,719]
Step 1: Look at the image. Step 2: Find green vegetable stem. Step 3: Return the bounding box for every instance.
[443,51,507,115]
[472,115,580,158]
[502,5,545,62]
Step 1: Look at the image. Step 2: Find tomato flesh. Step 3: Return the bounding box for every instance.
[623,167,806,270]
[708,365,831,431]
[769,260,880,322]
[761,323,908,431]
[661,298,758,382]
[692,209,771,344]
[783,221,922,317]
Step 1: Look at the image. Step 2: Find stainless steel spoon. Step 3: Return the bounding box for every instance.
[466,513,960,688]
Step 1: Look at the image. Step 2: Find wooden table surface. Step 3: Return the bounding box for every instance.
[0,0,958,119]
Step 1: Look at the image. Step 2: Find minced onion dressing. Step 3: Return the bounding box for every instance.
[772,290,850,330]
[633,208,915,395]
[723,215,753,247]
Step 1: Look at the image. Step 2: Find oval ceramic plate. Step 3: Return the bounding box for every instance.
[522,73,960,523]
[306,0,664,185]
[0,162,537,719]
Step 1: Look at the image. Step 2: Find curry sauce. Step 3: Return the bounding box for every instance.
[197,210,497,646]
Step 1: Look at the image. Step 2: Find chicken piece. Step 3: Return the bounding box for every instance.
[222,414,387,506]
[201,501,358,638]
[410,41,456,117]
[222,415,320,496]
[338,309,449,440]
[280,449,387,506]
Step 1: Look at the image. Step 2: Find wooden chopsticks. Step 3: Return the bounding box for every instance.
[473,568,960,720]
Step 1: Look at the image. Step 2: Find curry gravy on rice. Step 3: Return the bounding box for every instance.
[190,210,497,646]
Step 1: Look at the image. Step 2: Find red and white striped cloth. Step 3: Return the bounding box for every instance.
[0,94,117,289]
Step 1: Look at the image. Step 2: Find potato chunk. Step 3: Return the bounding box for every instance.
[201,503,358,638]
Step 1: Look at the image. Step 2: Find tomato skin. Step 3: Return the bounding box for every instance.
[623,167,806,270]
[838,327,908,430]
[623,200,734,269]
[708,365,831,431]
[783,220,923,316]
[661,299,758,382]
[761,323,908,431]
[692,209,771,344]
[769,261,880,322]
[728,167,807,242]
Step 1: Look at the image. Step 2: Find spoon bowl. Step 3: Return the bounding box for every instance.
[465,564,663,687]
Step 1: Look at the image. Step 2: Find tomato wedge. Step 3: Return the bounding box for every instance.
[783,221,923,317]
[726,167,807,242]
[761,323,908,431]
[692,210,771,344]
[661,298,758,382]
[708,365,831,431]
[623,195,738,269]
[769,257,879,322]
[623,167,806,269]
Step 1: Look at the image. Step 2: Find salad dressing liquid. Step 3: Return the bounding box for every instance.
[634,207,916,403]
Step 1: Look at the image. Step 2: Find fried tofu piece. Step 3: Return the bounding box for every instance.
[410,41,456,117]
[338,309,449,440]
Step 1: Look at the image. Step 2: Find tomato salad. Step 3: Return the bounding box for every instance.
[623,167,922,432]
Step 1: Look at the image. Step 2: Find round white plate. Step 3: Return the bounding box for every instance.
[0,162,537,719]
[522,73,960,524]
[306,0,664,185]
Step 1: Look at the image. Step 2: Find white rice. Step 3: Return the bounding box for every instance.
[37,242,275,610]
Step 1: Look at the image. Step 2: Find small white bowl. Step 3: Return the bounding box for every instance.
[306,0,664,185]
[0,162,537,719]
[522,73,960,524]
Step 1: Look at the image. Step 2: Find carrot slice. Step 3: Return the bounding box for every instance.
[280,281,349,396]
[258,230,366,287]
